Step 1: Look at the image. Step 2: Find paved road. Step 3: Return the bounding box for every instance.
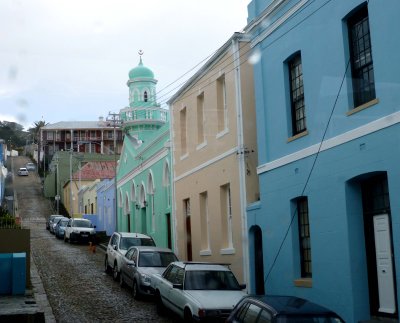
[12,156,176,323]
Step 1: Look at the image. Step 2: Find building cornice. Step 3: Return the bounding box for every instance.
[257,110,400,174]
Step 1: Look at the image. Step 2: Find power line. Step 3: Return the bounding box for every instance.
[263,0,369,285]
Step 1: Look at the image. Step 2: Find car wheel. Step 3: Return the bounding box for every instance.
[156,292,165,316]
[113,263,119,281]
[132,280,141,300]
[184,308,194,323]
[104,257,111,274]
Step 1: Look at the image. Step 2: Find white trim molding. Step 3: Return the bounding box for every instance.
[174,147,238,182]
[258,110,400,174]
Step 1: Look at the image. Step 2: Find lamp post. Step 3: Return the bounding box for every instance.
[54,156,60,215]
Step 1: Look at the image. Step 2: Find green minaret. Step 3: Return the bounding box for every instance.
[120,51,167,138]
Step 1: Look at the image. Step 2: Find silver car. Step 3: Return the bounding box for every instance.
[119,246,178,300]
[17,167,29,176]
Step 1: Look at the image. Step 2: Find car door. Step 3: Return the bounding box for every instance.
[108,234,119,267]
[65,219,72,238]
[166,267,186,317]
[126,248,138,287]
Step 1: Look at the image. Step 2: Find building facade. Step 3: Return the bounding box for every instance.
[96,179,116,236]
[169,33,259,284]
[246,0,400,321]
[40,119,123,171]
[116,56,173,249]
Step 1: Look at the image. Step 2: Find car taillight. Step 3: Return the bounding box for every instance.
[198,309,206,317]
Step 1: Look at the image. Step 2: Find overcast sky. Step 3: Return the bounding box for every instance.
[0,0,250,131]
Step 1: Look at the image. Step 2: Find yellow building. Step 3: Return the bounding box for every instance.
[169,33,259,285]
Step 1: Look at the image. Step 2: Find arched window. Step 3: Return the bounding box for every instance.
[163,159,171,207]
[147,171,155,231]
[124,192,130,215]
[144,91,148,102]
[131,181,136,202]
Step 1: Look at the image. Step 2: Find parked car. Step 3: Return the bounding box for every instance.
[64,218,96,243]
[54,217,70,239]
[26,162,36,171]
[105,232,156,281]
[49,216,65,234]
[119,246,178,299]
[226,295,345,323]
[17,167,29,176]
[46,214,62,230]
[151,261,247,322]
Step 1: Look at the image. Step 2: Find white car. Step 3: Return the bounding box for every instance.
[104,232,156,281]
[151,262,247,322]
[63,218,96,243]
[17,167,29,176]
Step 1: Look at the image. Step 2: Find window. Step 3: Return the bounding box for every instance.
[288,53,306,135]
[180,107,187,156]
[348,5,375,107]
[197,92,205,145]
[221,184,233,250]
[184,198,192,261]
[200,191,210,251]
[144,91,148,102]
[297,197,312,277]
[217,74,228,133]
[47,131,54,140]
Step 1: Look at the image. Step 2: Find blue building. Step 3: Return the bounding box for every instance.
[245,0,400,322]
[96,178,116,236]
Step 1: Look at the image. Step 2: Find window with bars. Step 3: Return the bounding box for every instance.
[297,197,312,278]
[348,5,376,107]
[289,53,306,135]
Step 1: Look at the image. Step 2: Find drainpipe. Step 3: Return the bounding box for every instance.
[169,105,178,255]
[232,35,250,290]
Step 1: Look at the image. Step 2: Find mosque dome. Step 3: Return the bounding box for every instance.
[128,57,154,79]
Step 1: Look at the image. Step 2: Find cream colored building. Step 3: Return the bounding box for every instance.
[169,33,259,284]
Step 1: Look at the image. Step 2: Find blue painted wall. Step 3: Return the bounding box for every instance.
[246,0,400,322]
[96,179,116,236]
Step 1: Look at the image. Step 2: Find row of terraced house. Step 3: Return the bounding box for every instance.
[40,1,400,322]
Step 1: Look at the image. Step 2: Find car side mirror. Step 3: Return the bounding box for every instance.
[239,283,246,290]
[113,245,118,251]
[172,283,183,290]
[127,260,136,267]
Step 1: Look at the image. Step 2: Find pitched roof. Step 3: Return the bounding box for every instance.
[42,121,116,130]
[72,161,116,180]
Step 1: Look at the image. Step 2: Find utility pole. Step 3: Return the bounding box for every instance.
[106,111,122,231]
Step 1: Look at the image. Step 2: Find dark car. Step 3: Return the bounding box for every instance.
[119,246,178,299]
[54,217,69,239]
[226,295,345,323]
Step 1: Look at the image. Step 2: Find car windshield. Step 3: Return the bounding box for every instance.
[59,219,69,226]
[184,270,241,290]
[138,252,177,267]
[73,220,91,228]
[277,317,344,323]
[120,237,155,250]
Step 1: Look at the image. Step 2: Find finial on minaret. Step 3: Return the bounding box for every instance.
[138,50,144,64]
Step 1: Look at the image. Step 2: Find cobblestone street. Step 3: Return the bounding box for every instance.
[11,156,176,322]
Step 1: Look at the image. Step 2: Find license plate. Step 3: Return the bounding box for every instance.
[81,234,88,237]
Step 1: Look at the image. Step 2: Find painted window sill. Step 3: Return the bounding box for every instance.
[200,249,212,256]
[220,247,235,255]
[347,98,379,116]
[294,278,312,288]
[287,130,308,143]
